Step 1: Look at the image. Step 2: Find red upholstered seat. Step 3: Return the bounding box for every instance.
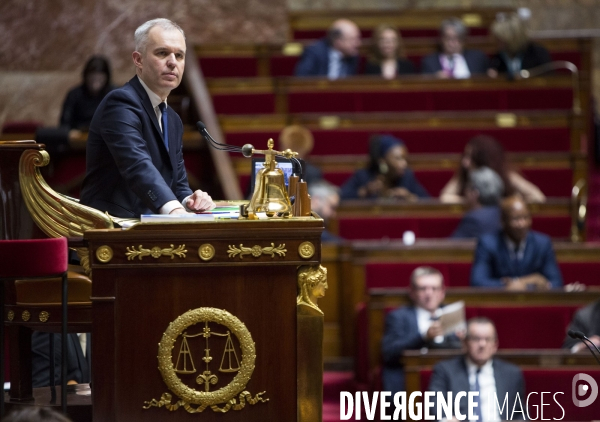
[1,121,43,134]
[364,261,600,287]
[199,57,259,78]
[213,93,276,114]
[0,238,68,278]
[365,263,472,289]
[337,215,571,240]
[420,368,600,421]
[465,305,578,349]
[287,88,573,114]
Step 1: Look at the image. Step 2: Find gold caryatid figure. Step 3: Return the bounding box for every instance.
[296,265,328,314]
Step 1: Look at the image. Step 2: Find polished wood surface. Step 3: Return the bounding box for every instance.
[85,218,323,422]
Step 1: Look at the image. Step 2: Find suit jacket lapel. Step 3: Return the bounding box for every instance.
[129,77,164,146]
[492,360,509,419]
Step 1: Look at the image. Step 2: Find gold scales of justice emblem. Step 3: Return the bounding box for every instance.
[143,307,268,413]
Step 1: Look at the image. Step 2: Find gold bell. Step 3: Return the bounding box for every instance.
[246,139,292,218]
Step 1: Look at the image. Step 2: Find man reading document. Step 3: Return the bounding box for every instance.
[81,19,215,217]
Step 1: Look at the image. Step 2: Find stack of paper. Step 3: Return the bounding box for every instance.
[141,206,240,223]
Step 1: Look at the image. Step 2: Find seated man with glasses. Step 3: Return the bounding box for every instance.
[428,317,526,421]
[381,266,463,395]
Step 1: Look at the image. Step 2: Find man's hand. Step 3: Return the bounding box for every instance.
[519,273,551,290]
[572,335,600,353]
[425,321,444,340]
[185,190,216,212]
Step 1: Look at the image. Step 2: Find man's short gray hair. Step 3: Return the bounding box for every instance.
[440,17,467,39]
[134,18,185,54]
[409,266,444,289]
[469,166,504,206]
[308,180,340,199]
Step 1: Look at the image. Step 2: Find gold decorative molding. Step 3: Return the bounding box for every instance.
[297,265,328,315]
[22,310,31,322]
[7,311,14,321]
[198,244,215,261]
[126,244,187,261]
[39,311,50,322]
[227,243,286,259]
[96,245,113,263]
[298,241,315,259]
[19,149,114,278]
[143,307,268,413]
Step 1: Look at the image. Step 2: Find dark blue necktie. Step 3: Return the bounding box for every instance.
[158,102,168,151]
[472,368,482,422]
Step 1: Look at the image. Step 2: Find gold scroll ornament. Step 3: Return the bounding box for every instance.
[126,244,187,261]
[143,307,268,413]
[227,243,286,259]
[296,265,328,315]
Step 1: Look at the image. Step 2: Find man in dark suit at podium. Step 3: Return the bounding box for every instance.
[470,196,563,289]
[428,317,526,421]
[381,267,462,394]
[80,18,215,218]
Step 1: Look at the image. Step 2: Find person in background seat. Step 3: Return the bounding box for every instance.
[364,24,415,79]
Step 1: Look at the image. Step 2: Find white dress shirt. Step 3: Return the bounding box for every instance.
[466,358,501,422]
[439,54,471,79]
[137,76,191,214]
[415,306,444,344]
[328,49,344,80]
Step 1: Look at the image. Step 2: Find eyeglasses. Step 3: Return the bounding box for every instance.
[466,336,496,344]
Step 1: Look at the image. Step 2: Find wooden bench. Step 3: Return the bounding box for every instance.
[358,290,600,386]
[333,239,600,358]
[410,359,600,421]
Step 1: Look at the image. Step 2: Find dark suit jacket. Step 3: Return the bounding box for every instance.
[364,58,415,76]
[563,300,600,349]
[470,230,563,288]
[32,332,90,388]
[294,38,359,77]
[381,305,462,393]
[340,168,430,200]
[428,356,526,420]
[489,42,552,78]
[80,76,192,217]
[421,49,489,75]
[451,206,501,239]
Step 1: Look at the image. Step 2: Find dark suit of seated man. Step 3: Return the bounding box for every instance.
[294,19,361,79]
[80,18,215,217]
[420,17,489,78]
[428,317,526,421]
[32,332,90,388]
[470,195,563,289]
[562,299,600,353]
[381,266,462,395]
[451,166,503,239]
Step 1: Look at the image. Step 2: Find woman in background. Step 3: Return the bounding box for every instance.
[440,134,546,203]
[364,24,415,79]
[340,134,429,200]
[60,55,115,134]
[487,13,551,79]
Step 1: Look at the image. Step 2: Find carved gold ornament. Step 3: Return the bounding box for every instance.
[39,311,50,322]
[227,243,286,259]
[198,244,215,261]
[96,245,113,263]
[22,310,31,322]
[143,307,268,413]
[7,311,14,321]
[297,265,328,315]
[126,244,187,261]
[298,241,315,259]
[19,149,114,278]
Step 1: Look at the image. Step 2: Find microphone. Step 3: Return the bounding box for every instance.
[197,121,304,177]
[568,330,600,365]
